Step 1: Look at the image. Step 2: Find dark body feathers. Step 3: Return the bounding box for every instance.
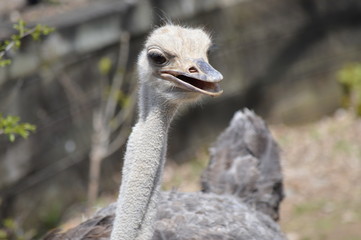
[44,109,285,240]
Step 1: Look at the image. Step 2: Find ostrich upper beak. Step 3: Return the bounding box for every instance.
[159,59,223,96]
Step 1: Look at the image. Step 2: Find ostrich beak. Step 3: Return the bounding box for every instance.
[159,59,223,96]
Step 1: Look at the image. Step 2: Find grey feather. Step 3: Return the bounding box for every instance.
[43,109,285,240]
[202,109,284,221]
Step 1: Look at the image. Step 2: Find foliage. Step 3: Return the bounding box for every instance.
[337,62,361,116]
[0,218,35,240]
[0,19,55,67]
[98,57,113,76]
[0,114,36,142]
[98,57,131,108]
[0,20,52,141]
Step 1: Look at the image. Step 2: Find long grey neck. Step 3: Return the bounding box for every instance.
[110,83,178,240]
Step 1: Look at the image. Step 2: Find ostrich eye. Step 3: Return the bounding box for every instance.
[148,51,167,65]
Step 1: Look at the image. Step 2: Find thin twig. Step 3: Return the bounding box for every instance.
[87,31,134,206]
[104,31,130,123]
[0,28,36,59]
[111,81,137,132]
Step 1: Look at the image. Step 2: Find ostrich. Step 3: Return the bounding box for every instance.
[44,25,285,240]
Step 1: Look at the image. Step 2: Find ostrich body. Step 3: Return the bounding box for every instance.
[44,25,285,240]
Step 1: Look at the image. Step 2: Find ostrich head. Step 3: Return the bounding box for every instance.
[137,25,223,103]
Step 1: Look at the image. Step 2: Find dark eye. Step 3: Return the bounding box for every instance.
[147,51,167,65]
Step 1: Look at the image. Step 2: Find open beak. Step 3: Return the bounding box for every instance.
[159,59,223,96]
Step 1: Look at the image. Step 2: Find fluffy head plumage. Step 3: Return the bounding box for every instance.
[137,24,223,103]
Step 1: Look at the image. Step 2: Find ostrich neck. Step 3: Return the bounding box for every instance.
[111,84,178,240]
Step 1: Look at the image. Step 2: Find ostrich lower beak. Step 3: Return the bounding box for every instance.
[159,60,223,96]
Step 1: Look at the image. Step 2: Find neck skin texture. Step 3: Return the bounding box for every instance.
[110,83,179,240]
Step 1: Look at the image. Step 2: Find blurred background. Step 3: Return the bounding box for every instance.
[0,0,360,239]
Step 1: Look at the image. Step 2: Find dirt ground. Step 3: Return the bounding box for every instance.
[273,110,361,240]
[163,109,361,240]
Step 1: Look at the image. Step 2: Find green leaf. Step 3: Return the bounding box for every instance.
[1,20,55,68]
[3,218,15,229]
[98,57,112,75]
[0,229,8,238]
[31,30,41,41]
[41,25,55,35]
[9,134,15,142]
[0,114,36,142]
[0,42,6,51]
[0,59,12,67]
[13,19,26,37]
[337,62,361,116]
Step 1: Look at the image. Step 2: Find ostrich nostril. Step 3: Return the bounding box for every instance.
[188,66,198,73]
